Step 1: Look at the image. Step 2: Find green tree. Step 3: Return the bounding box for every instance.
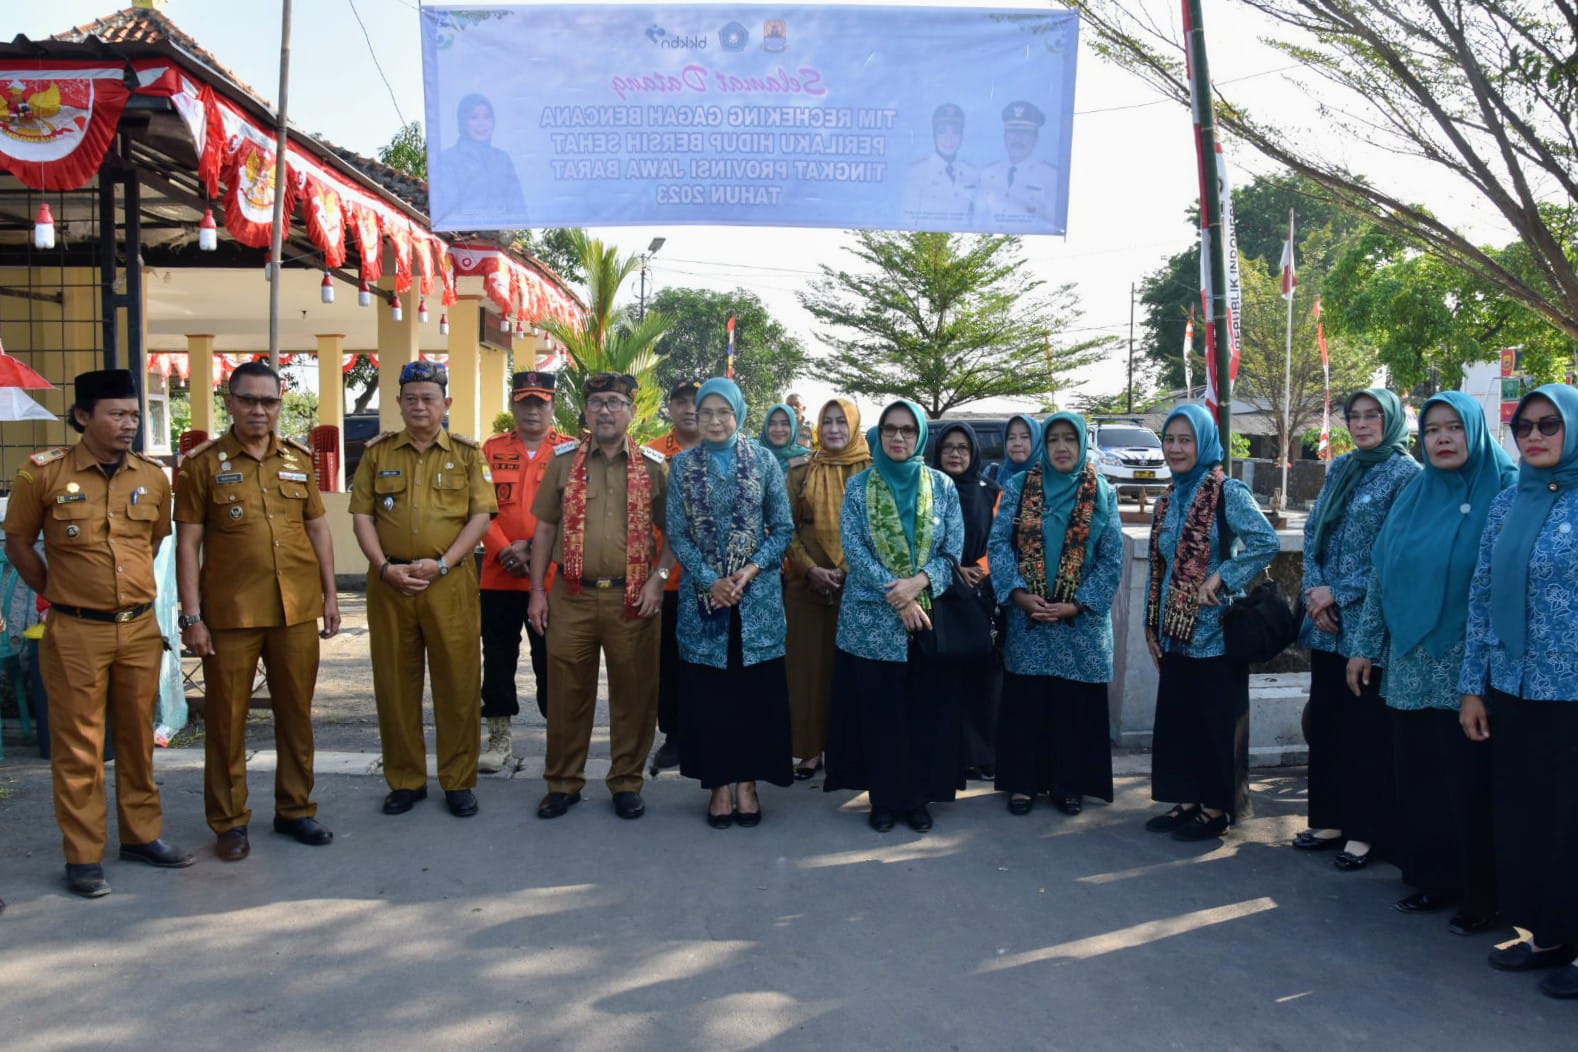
[378,120,427,180]
[646,287,807,428]
[512,229,585,285]
[798,231,1113,418]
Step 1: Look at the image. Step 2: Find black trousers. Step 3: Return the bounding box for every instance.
[1151,652,1250,818]
[1307,648,1393,845]
[480,588,549,719]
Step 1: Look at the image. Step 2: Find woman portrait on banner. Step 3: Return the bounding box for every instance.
[430,93,527,228]
[784,398,871,781]
[664,379,796,828]
[1143,405,1279,842]
[1460,385,1578,999]
[823,400,965,834]
[988,411,1124,817]
[760,402,812,475]
[1347,392,1513,936]
[1296,389,1420,870]
[928,421,1002,780]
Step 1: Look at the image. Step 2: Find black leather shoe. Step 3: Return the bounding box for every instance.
[118,839,195,868]
[977,765,996,780]
[1172,810,1229,841]
[907,806,933,833]
[536,791,581,819]
[735,807,762,828]
[215,827,250,862]
[1488,941,1576,972]
[1333,849,1372,871]
[1394,891,1458,914]
[869,808,896,833]
[273,815,333,845]
[707,809,735,829]
[445,789,479,817]
[1293,831,1344,851]
[1007,795,1034,816]
[1449,911,1498,936]
[1539,965,1578,999]
[381,787,428,815]
[612,791,646,820]
[651,737,680,771]
[1144,805,1198,832]
[1054,795,1083,816]
[65,863,110,898]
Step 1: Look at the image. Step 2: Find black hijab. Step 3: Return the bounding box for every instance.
[929,421,1000,565]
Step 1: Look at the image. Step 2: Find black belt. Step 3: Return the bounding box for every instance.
[582,577,626,589]
[386,557,415,565]
[52,602,152,624]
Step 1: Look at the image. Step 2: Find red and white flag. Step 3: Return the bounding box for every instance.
[1182,315,1194,395]
[1315,298,1331,460]
[1280,211,1298,301]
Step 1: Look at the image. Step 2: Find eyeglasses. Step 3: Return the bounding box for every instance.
[880,425,919,439]
[697,408,736,422]
[398,360,449,387]
[1513,415,1564,438]
[939,442,971,455]
[1346,410,1384,424]
[586,396,631,413]
[232,394,282,410]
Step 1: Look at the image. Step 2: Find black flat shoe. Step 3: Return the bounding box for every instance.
[869,808,896,833]
[1539,965,1578,999]
[536,791,581,819]
[445,789,479,817]
[1144,805,1198,832]
[1394,891,1458,914]
[1488,941,1576,972]
[707,809,735,829]
[650,737,680,773]
[1448,911,1498,936]
[612,791,646,820]
[1333,850,1372,871]
[1007,795,1034,816]
[65,863,110,898]
[1053,795,1083,816]
[977,765,996,780]
[735,808,762,828]
[118,839,195,868]
[907,806,933,833]
[1293,832,1343,851]
[273,816,333,845]
[1171,810,1229,841]
[382,787,428,815]
[793,760,822,781]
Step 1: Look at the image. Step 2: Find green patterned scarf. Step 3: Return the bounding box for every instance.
[868,467,936,609]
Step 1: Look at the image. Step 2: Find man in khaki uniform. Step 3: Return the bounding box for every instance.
[175,361,340,862]
[351,360,496,818]
[3,369,193,898]
[529,372,672,821]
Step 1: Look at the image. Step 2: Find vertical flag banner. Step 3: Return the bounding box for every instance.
[1280,213,1298,301]
[1314,298,1331,460]
[1182,314,1194,395]
[420,5,1079,234]
[726,312,737,379]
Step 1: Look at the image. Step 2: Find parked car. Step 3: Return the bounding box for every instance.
[923,417,1011,478]
[342,412,383,485]
[1088,417,1171,497]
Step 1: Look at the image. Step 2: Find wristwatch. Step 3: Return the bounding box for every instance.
[656,566,671,581]
[178,612,203,629]
[436,557,450,577]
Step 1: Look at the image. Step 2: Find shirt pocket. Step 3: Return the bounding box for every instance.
[48,499,92,541]
[280,483,311,500]
[126,498,160,522]
[432,471,469,512]
[209,487,248,529]
[374,473,408,496]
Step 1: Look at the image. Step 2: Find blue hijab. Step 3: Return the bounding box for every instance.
[1309,388,1413,558]
[759,403,812,471]
[1373,392,1515,657]
[696,378,745,473]
[1490,384,1578,659]
[1162,404,1225,488]
[1039,410,1112,565]
[999,413,1044,485]
[868,399,930,549]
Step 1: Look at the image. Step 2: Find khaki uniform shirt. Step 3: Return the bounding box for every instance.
[173,430,327,629]
[3,443,171,609]
[974,157,1060,230]
[532,440,668,582]
[348,428,497,560]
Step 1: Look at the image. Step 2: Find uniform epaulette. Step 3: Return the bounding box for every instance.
[483,431,509,444]
[182,437,220,458]
[363,431,396,449]
[28,447,67,466]
[283,436,314,457]
[450,432,480,448]
[554,440,580,456]
[642,446,666,464]
[131,450,165,466]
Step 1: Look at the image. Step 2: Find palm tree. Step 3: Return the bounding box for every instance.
[540,230,671,439]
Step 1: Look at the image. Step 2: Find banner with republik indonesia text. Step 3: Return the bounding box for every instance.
[420,5,1078,234]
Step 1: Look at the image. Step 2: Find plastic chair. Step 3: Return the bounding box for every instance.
[0,549,35,759]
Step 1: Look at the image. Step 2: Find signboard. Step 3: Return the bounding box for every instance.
[420,5,1079,234]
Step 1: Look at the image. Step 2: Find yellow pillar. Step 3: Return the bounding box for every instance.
[446,295,481,440]
[316,333,346,490]
[187,334,218,436]
[479,344,507,438]
[376,282,419,433]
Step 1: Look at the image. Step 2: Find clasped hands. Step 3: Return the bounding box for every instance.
[884,573,932,632]
[708,564,760,610]
[1304,585,1340,634]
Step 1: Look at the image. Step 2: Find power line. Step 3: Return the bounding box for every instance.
[348,0,407,129]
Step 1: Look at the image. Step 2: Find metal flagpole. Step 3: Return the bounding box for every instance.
[1280,209,1296,506]
[267,0,293,370]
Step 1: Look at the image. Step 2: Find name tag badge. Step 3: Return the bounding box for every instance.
[378,469,403,478]
[216,472,244,484]
[279,471,308,483]
[56,492,87,504]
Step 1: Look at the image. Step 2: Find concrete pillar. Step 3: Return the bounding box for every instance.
[479,344,507,437]
[187,334,218,436]
[376,282,419,433]
[316,333,346,491]
[446,296,481,439]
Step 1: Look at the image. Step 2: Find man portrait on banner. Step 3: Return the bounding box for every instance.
[973,100,1060,233]
[900,103,978,227]
[429,93,527,230]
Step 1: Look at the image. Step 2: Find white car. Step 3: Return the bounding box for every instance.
[1088,420,1171,497]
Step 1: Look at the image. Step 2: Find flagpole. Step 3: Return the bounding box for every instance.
[1281,208,1295,507]
[267,0,292,371]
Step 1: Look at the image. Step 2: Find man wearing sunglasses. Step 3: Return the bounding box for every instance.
[350,360,497,818]
[175,361,340,861]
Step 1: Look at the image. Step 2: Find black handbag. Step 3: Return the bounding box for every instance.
[1215,496,1298,665]
[914,553,996,661]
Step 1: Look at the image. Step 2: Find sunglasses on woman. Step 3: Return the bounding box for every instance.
[1513,416,1563,438]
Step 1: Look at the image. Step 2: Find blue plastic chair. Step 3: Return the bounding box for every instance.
[0,548,36,759]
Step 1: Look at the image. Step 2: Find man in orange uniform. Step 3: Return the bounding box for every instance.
[477,371,575,772]
[645,378,701,771]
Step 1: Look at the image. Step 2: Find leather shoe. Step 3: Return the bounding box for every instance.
[65,863,110,898]
[707,808,735,829]
[1172,810,1229,841]
[273,815,333,845]
[1539,965,1578,999]
[735,805,762,828]
[1007,795,1034,816]
[907,806,933,833]
[1293,831,1343,851]
[869,808,896,833]
[215,827,250,862]
[1488,941,1576,972]
[445,789,479,817]
[1145,805,1198,832]
[612,791,646,820]
[118,839,195,868]
[1394,891,1457,914]
[651,736,680,771]
[381,787,428,815]
[1333,849,1371,871]
[1449,911,1498,936]
[536,791,581,819]
[1054,795,1083,816]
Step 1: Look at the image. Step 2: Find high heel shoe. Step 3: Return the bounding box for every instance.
[706,809,735,829]
[735,807,762,828]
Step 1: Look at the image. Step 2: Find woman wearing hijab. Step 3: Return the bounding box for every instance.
[666,379,796,827]
[1347,392,1513,934]
[785,398,872,779]
[1144,405,1279,841]
[1296,389,1421,869]
[929,421,1003,779]
[760,403,813,475]
[988,412,1124,816]
[989,413,1043,486]
[1461,385,1578,998]
[824,400,965,833]
[430,94,527,226]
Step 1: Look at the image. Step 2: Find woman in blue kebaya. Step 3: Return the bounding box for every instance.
[1348,392,1514,935]
[988,412,1124,816]
[1297,389,1421,870]
[1144,405,1279,842]
[988,413,1042,486]
[1461,385,1578,999]
[666,379,795,829]
[824,400,965,834]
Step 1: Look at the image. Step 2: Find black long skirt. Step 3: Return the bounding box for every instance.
[995,672,1114,802]
[1487,689,1578,945]
[1390,706,1496,913]
[824,644,964,811]
[1306,648,1394,845]
[677,610,794,790]
[957,650,1002,771]
[1151,652,1250,818]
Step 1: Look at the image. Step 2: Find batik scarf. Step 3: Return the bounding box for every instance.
[1146,469,1226,647]
[561,436,654,618]
[677,439,765,615]
[867,467,936,609]
[1016,411,1107,603]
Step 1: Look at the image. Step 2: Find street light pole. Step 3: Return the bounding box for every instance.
[637,235,665,320]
